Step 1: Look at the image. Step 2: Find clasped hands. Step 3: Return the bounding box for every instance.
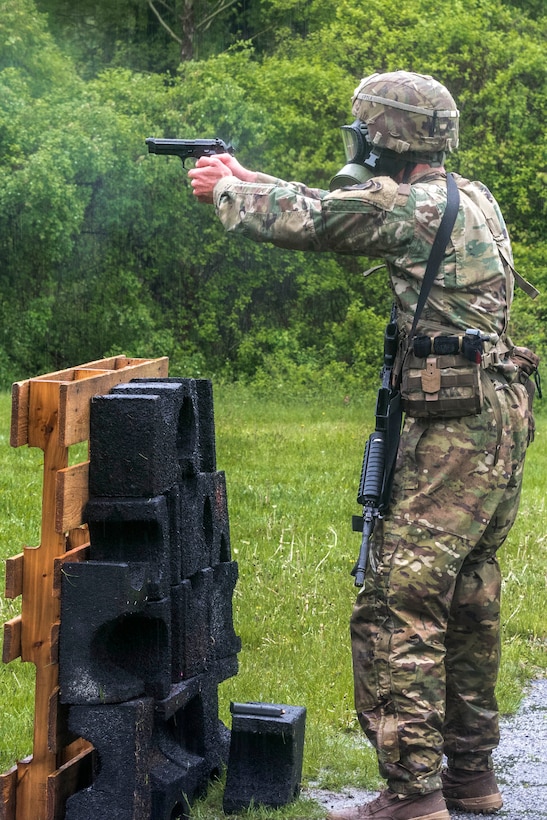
[188,154,257,204]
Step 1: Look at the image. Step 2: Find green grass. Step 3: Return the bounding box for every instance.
[1,385,546,817]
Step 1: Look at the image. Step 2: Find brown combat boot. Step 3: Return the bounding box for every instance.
[442,768,503,813]
[326,789,449,820]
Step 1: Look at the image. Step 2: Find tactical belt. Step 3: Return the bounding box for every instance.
[412,332,483,363]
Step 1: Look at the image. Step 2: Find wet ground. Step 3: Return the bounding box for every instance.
[307,678,547,818]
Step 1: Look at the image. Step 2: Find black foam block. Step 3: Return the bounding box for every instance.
[154,674,204,723]
[65,697,154,820]
[86,494,172,600]
[60,561,171,705]
[88,393,179,497]
[179,471,231,578]
[183,568,213,678]
[194,379,217,473]
[170,562,238,688]
[116,378,217,475]
[170,581,190,685]
[149,686,231,819]
[211,561,241,662]
[223,704,307,813]
[153,675,231,790]
[215,654,239,686]
[168,678,230,777]
[149,755,204,820]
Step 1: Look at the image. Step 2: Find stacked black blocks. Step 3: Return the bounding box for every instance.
[223,704,307,813]
[59,378,240,819]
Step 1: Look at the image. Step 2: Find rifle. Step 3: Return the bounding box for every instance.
[145,137,235,167]
[351,305,400,587]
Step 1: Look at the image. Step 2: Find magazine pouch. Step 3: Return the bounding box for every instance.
[401,352,483,418]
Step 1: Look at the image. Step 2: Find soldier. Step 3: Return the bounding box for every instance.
[189,71,537,820]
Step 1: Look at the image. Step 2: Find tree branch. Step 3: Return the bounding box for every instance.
[146,0,183,44]
[197,0,240,31]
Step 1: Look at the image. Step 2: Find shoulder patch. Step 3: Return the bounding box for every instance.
[325,175,408,211]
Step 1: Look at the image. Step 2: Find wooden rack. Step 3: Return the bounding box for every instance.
[0,356,169,820]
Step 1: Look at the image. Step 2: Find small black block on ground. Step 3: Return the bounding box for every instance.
[65,697,155,820]
[223,703,307,813]
[88,393,180,497]
[60,561,171,705]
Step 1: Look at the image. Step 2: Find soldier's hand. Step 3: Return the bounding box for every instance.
[188,156,233,204]
[212,153,258,183]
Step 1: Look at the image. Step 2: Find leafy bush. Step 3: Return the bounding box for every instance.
[0,0,545,387]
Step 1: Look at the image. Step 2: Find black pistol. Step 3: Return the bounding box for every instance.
[145,137,235,167]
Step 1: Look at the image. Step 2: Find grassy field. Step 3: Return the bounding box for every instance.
[0,384,545,818]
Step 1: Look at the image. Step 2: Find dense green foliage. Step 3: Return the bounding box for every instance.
[0,0,546,389]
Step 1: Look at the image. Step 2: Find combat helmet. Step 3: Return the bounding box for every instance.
[352,70,459,158]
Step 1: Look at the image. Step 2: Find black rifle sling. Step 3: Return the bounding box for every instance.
[379,172,460,512]
[410,172,460,341]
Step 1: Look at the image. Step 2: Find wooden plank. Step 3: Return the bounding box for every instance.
[11,356,168,448]
[10,358,111,447]
[0,757,35,820]
[0,765,17,820]
[5,554,24,599]
[30,356,125,383]
[47,687,65,755]
[46,747,95,820]
[49,623,59,667]
[59,739,93,767]
[2,617,22,664]
[21,378,67,662]
[17,668,59,819]
[55,462,89,534]
[65,526,89,551]
[53,543,90,598]
[12,757,32,820]
[18,377,67,819]
[26,380,62,451]
[57,356,169,447]
[72,369,110,381]
[10,381,30,448]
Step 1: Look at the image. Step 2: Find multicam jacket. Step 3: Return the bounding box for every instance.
[213,170,513,342]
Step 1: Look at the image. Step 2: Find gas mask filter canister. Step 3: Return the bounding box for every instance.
[329,120,378,191]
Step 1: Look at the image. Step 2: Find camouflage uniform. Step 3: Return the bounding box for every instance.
[212,169,534,795]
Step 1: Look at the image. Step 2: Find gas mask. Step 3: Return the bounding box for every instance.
[329,120,380,191]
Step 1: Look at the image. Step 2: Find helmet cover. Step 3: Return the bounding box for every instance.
[352,71,459,156]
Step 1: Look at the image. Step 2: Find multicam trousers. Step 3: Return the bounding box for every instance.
[351,372,533,795]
